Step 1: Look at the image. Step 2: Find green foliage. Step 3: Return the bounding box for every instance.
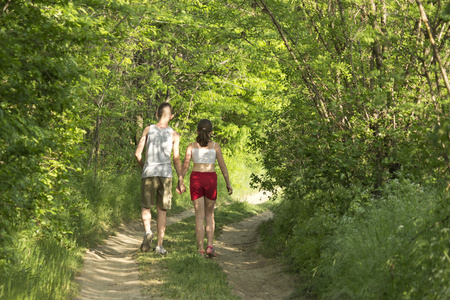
[429,119,450,171]
[250,1,450,296]
[0,235,82,300]
[250,0,449,194]
[442,2,450,21]
[314,180,450,299]
[0,0,134,262]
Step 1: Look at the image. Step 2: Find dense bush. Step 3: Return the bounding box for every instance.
[316,180,449,299]
[260,179,449,299]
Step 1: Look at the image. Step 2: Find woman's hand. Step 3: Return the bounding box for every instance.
[227,185,233,195]
[176,181,186,194]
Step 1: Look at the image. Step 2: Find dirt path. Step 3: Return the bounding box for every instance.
[214,192,301,299]
[74,192,300,299]
[73,209,195,299]
[215,210,301,299]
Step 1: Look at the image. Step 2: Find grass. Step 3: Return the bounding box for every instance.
[260,179,450,300]
[0,235,82,300]
[138,200,270,299]
[314,180,450,299]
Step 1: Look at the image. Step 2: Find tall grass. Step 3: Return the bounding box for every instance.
[261,179,450,299]
[0,235,82,299]
[314,180,450,299]
[73,170,142,247]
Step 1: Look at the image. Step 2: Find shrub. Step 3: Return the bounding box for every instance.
[315,180,450,299]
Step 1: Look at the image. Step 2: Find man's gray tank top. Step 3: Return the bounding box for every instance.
[142,125,173,178]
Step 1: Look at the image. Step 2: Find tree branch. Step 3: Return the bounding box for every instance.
[257,0,330,121]
[2,0,11,13]
[416,0,450,96]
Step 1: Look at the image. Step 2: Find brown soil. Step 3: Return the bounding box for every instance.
[74,192,301,299]
[215,210,300,299]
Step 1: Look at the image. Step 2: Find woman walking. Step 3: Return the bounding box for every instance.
[179,119,233,257]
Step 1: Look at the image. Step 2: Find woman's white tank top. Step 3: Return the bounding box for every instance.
[192,142,216,164]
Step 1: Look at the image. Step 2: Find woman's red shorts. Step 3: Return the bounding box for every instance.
[190,171,217,201]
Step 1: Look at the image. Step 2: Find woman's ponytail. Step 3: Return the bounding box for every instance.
[196,119,213,147]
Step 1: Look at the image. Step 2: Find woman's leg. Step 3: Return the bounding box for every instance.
[205,197,216,247]
[193,197,206,251]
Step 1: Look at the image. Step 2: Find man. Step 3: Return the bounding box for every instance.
[135,103,185,255]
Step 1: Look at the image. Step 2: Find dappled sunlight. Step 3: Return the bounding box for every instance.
[240,191,273,204]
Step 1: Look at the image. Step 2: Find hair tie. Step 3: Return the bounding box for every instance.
[202,128,206,131]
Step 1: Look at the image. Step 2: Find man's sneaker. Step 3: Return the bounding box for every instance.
[140,231,153,253]
[206,246,217,258]
[155,246,168,255]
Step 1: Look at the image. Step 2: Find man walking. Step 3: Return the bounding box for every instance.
[135,103,185,254]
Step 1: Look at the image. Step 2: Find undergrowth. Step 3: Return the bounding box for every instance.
[259,179,450,299]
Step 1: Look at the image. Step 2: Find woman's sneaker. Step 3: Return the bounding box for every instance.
[155,246,168,256]
[140,231,153,253]
[206,246,217,258]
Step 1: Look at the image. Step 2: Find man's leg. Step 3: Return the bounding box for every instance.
[141,207,152,233]
[140,207,154,252]
[156,206,166,247]
[140,178,156,252]
[154,177,171,255]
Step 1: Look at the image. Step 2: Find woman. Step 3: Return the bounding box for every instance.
[180,119,233,257]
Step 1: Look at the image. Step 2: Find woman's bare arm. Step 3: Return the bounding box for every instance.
[215,143,233,195]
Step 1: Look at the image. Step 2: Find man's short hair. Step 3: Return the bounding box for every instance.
[157,102,173,118]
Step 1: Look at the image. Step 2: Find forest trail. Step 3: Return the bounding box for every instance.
[74,192,300,299]
[73,209,195,300]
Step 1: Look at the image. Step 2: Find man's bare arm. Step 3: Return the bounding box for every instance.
[172,130,186,194]
[180,143,193,178]
[135,126,149,169]
[172,130,183,180]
